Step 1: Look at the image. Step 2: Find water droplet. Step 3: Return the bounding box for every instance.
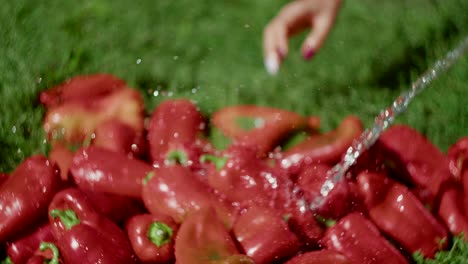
[11,126,16,133]
[153,90,159,97]
[136,58,142,64]
[173,56,179,60]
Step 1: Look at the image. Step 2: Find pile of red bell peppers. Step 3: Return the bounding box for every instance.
[0,73,467,264]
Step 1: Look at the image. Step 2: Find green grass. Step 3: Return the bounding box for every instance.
[0,0,467,261]
[1,0,467,171]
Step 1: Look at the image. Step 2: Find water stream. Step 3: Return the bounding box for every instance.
[310,36,468,210]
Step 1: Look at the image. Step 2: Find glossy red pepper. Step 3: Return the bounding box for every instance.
[0,156,62,243]
[376,125,451,205]
[447,137,468,180]
[322,212,408,264]
[211,105,311,157]
[296,163,360,219]
[93,119,148,159]
[126,213,178,263]
[70,146,154,198]
[232,206,300,264]
[43,87,145,145]
[284,249,352,264]
[279,115,363,174]
[39,73,126,108]
[0,173,8,187]
[25,241,61,264]
[6,224,55,264]
[356,171,448,258]
[201,145,288,208]
[147,99,207,168]
[82,191,144,224]
[174,207,249,264]
[437,184,468,241]
[142,165,236,227]
[48,188,136,264]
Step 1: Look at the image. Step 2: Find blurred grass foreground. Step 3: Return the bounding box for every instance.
[0,0,467,171]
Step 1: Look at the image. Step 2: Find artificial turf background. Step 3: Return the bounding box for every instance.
[1,0,467,172]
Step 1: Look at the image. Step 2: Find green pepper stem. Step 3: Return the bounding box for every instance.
[49,209,80,230]
[39,242,60,264]
[166,150,188,165]
[147,221,173,247]
[200,154,228,171]
[0,257,13,264]
[315,215,336,228]
[143,171,156,185]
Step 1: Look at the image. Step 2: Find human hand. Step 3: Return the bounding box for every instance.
[263,0,342,75]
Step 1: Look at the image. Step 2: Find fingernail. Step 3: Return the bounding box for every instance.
[303,49,315,60]
[265,54,279,75]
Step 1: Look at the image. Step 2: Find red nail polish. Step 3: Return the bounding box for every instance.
[303,49,315,60]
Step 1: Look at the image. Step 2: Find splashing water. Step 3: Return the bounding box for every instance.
[310,36,468,210]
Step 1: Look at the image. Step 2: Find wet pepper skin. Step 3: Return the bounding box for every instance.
[0,156,62,243]
[356,172,448,258]
[322,212,408,264]
[48,188,136,264]
[6,224,55,264]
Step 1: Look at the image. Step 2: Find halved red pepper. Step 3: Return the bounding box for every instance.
[322,212,408,264]
[48,188,136,264]
[279,115,363,174]
[437,185,468,241]
[70,146,154,198]
[211,105,313,157]
[141,165,236,227]
[356,171,448,258]
[232,205,300,264]
[39,73,126,108]
[6,224,55,264]
[126,213,178,263]
[43,87,145,145]
[376,125,451,205]
[284,249,352,264]
[174,207,251,264]
[0,156,62,243]
[147,99,207,169]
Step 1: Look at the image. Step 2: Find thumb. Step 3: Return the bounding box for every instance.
[301,14,335,60]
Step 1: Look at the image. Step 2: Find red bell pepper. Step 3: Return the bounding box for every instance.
[48,188,136,264]
[93,119,148,159]
[296,163,360,219]
[70,146,154,198]
[447,137,468,180]
[147,99,207,168]
[126,213,178,263]
[0,156,62,243]
[82,190,144,224]
[376,125,451,205]
[211,105,312,157]
[6,224,55,264]
[39,73,126,108]
[437,185,468,241]
[142,165,236,227]
[43,87,145,145]
[279,115,363,174]
[284,249,352,264]
[174,207,251,264]
[232,205,300,264]
[0,173,8,187]
[356,171,448,258]
[322,212,408,264]
[25,241,61,264]
[201,144,288,208]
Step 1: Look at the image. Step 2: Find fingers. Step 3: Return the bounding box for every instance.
[263,21,289,75]
[301,14,336,60]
